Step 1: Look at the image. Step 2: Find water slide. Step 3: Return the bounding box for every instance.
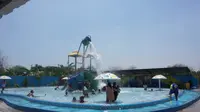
[62,72,84,91]
[61,82,68,90]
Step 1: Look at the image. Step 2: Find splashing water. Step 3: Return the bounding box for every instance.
[85,42,103,75]
[85,42,105,89]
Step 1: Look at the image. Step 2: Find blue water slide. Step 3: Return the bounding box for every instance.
[67,72,84,91]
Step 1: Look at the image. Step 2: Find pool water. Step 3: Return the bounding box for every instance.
[0,90,199,112]
[4,87,170,104]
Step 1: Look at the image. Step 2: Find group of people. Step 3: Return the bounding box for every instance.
[72,96,86,103]
[106,82,120,103]
[3,78,180,105]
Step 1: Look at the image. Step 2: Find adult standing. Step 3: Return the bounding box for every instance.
[1,80,6,93]
[169,83,179,101]
[113,82,120,102]
[106,82,114,103]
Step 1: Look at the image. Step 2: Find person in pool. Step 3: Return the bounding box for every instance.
[54,86,59,90]
[98,89,101,93]
[113,82,120,102]
[79,96,86,103]
[83,85,89,97]
[169,83,179,101]
[91,89,95,95]
[72,97,77,102]
[106,82,114,103]
[1,80,6,93]
[27,90,35,97]
[65,89,68,96]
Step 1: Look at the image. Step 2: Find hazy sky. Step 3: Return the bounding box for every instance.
[0,0,200,70]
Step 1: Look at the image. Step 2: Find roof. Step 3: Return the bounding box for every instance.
[109,67,191,75]
[0,0,12,10]
[0,0,29,19]
[68,51,82,57]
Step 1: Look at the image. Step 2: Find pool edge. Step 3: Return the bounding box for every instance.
[153,91,200,112]
[0,90,189,111]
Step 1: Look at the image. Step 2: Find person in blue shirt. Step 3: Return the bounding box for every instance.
[1,80,6,93]
[169,83,179,101]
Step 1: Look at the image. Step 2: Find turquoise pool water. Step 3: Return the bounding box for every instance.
[0,90,199,112]
[0,87,199,112]
[3,87,170,104]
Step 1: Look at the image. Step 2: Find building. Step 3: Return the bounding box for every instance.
[0,0,29,19]
[110,67,198,88]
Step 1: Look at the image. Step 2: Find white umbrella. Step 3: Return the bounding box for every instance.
[62,77,69,80]
[0,75,11,80]
[94,73,120,80]
[152,75,167,90]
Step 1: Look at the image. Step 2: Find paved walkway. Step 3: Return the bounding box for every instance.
[178,89,200,112]
[0,101,21,112]
[179,100,200,112]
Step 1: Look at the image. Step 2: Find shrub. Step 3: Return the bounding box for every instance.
[14,84,19,88]
[162,75,185,89]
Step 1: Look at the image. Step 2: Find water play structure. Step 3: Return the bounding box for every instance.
[66,36,101,91]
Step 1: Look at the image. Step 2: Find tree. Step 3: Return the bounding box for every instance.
[30,64,44,76]
[108,66,122,71]
[129,65,137,69]
[0,51,7,73]
[6,65,29,76]
[167,64,187,68]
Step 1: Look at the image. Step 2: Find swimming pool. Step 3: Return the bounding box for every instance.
[3,87,171,104]
[0,87,199,112]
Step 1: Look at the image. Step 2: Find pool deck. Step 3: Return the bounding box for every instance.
[0,101,21,112]
[179,100,200,112]
[178,89,200,112]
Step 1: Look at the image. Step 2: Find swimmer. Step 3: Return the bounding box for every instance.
[91,89,95,95]
[72,97,76,102]
[54,86,59,90]
[65,89,68,96]
[98,89,101,93]
[143,85,147,91]
[79,96,86,103]
[27,90,34,97]
[83,85,89,97]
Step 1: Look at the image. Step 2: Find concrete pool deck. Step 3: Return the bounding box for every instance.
[178,89,200,112]
[0,101,21,112]
[179,100,200,112]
